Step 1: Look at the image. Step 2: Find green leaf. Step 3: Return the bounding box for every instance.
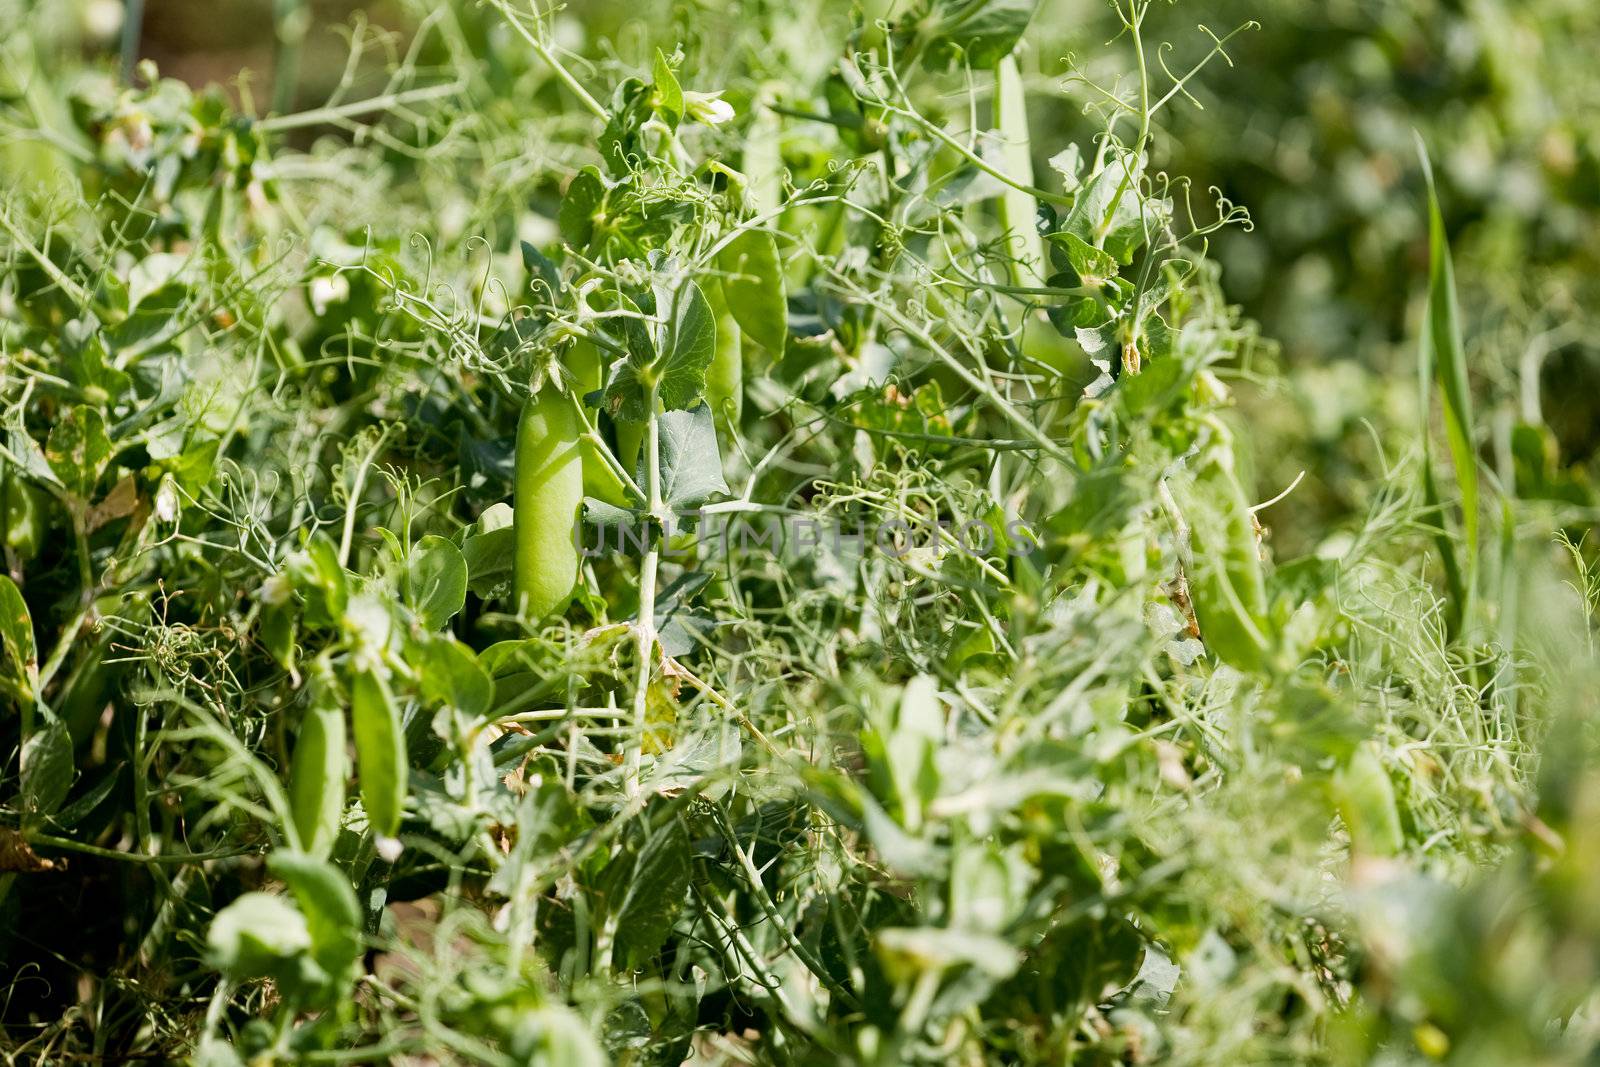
[1047,230,1117,287]
[2,426,65,490]
[610,817,691,969]
[206,892,312,981]
[558,166,607,250]
[875,926,1021,981]
[653,403,729,509]
[1061,157,1154,265]
[717,228,787,351]
[461,502,516,597]
[51,764,124,829]
[604,275,717,419]
[350,667,406,839]
[417,635,494,721]
[520,240,564,301]
[903,0,1040,70]
[22,708,73,818]
[267,850,363,990]
[1169,423,1271,672]
[885,675,943,831]
[405,534,467,630]
[0,574,37,697]
[655,275,718,412]
[651,48,683,127]
[286,533,348,629]
[45,405,111,498]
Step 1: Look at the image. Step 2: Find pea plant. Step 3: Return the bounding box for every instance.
[0,0,1594,1064]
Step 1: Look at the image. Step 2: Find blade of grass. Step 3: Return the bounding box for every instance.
[1415,134,1478,636]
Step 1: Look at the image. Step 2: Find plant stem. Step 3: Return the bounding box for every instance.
[623,386,664,798]
[485,0,608,121]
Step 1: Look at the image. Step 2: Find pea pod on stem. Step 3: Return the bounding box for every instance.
[288,676,346,860]
[514,382,586,621]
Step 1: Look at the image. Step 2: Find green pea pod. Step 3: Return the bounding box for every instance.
[742,85,783,216]
[350,666,405,839]
[993,54,1044,289]
[1333,742,1404,856]
[568,339,630,507]
[513,385,584,620]
[1170,420,1270,671]
[288,693,346,858]
[614,418,644,488]
[702,274,743,429]
[717,228,787,353]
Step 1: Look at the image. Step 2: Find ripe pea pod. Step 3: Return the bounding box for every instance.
[702,274,743,429]
[350,666,405,839]
[568,338,630,507]
[717,227,787,353]
[1333,741,1404,856]
[288,681,346,859]
[614,419,644,486]
[513,383,585,620]
[1168,418,1270,671]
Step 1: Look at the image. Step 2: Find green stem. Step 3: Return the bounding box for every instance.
[26,832,256,865]
[485,0,608,121]
[623,386,663,798]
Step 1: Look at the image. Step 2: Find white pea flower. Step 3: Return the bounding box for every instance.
[154,475,180,523]
[259,571,293,607]
[309,273,350,317]
[684,90,735,126]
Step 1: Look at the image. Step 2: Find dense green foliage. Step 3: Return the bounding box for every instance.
[1,0,1598,1063]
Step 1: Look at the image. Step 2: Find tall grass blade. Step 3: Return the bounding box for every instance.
[1415,134,1478,635]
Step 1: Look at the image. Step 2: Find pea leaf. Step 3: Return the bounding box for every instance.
[0,574,37,697]
[1047,230,1117,287]
[405,534,467,629]
[519,240,564,301]
[285,533,348,629]
[1168,428,1271,671]
[653,403,729,509]
[45,405,111,498]
[206,892,312,982]
[1060,158,1157,265]
[655,275,717,411]
[899,0,1040,70]
[267,850,363,991]
[609,817,691,969]
[461,502,516,596]
[604,275,717,420]
[558,166,607,249]
[417,635,494,722]
[22,708,74,818]
[651,49,683,127]
[2,426,64,490]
